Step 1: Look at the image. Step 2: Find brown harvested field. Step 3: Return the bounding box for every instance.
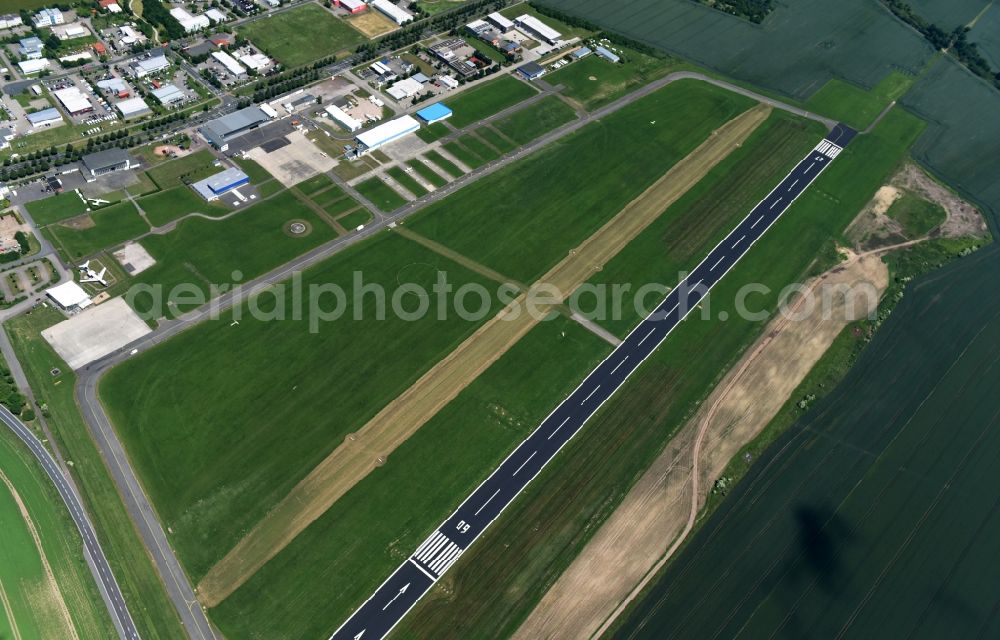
[512,251,890,640]
[347,10,397,38]
[195,105,771,607]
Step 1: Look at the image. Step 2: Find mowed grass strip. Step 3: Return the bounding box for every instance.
[5,307,186,639]
[238,4,364,68]
[393,108,927,640]
[424,150,463,178]
[416,122,450,144]
[44,200,148,260]
[493,95,578,145]
[0,430,116,639]
[24,192,89,226]
[442,140,486,169]
[407,159,448,188]
[446,75,538,128]
[475,126,517,154]
[101,231,503,582]
[338,208,372,229]
[145,149,218,190]
[356,176,408,210]
[545,47,677,110]
[386,165,429,198]
[410,79,756,284]
[140,186,228,227]
[295,173,336,197]
[209,317,612,639]
[128,190,335,317]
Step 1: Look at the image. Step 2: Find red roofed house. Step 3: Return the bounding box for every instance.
[93,41,106,55]
[335,0,367,13]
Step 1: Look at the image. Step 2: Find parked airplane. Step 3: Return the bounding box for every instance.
[78,261,109,287]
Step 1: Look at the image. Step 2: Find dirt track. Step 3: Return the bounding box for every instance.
[195,105,773,607]
[513,252,889,640]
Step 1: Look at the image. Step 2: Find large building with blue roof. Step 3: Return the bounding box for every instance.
[416,103,453,124]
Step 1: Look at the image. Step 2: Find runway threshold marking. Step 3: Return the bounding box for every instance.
[407,559,436,581]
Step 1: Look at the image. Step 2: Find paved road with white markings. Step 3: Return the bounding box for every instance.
[328,123,858,640]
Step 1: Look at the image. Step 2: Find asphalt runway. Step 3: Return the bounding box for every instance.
[0,406,139,639]
[329,123,857,640]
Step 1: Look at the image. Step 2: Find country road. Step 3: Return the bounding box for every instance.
[54,71,838,638]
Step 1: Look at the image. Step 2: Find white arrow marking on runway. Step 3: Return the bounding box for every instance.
[354,632,365,640]
[382,584,409,611]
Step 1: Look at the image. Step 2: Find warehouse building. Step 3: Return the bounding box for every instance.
[191,167,249,201]
[595,45,621,63]
[516,61,546,81]
[33,7,64,27]
[488,12,514,32]
[170,7,210,32]
[354,114,420,155]
[116,96,151,119]
[572,46,592,60]
[26,107,63,128]
[18,58,50,76]
[386,77,424,101]
[416,102,452,124]
[325,104,362,132]
[212,50,246,78]
[151,83,185,105]
[199,105,271,151]
[129,53,169,78]
[46,281,91,312]
[371,0,413,25]
[19,36,44,59]
[81,148,134,180]
[335,0,367,13]
[514,14,562,45]
[53,86,93,115]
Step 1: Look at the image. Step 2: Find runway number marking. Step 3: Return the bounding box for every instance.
[547,416,571,440]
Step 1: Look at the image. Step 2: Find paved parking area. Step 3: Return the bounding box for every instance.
[244,129,336,187]
[42,296,152,370]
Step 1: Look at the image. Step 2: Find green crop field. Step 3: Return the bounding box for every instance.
[24,192,89,226]
[886,192,946,237]
[407,159,448,188]
[5,307,186,639]
[127,190,336,318]
[970,2,1000,68]
[446,75,538,128]
[410,79,754,284]
[239,4,365,68]
[210,316,611,639]
[386,165,429,198]
[392,106,927,640]
[356,176,408,211]
[424,150,464,178]
[492,95,578,145]
[0,430,114,639]
[139,186,229,227]
[100,231,502,582]
[546,48,678,110]
[804,71,916,130]
[44,201,148,260]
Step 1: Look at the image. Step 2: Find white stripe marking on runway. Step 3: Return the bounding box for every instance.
[770,198,782,210]
[731,235,745,249]
[408,558,437,581]
[609,356,629,376]
[580,385,600,405]
[547,415,571,440]
[430,544,461,573]
[788,178,799,191]
[805,162,815,174]
[512,451,537,476]
[710,256,725,271]
[638,327,656,346]
[474,489,501,517]
[751,215,764,229]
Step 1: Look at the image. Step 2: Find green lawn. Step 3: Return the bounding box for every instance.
[407,159,449,187]
[416,122,451,143]
[545,46,677,110]
[239,4,365,68]
[446,75,538,128]
[410,79,755,284]
[209,315,611,640]
[442,140,486,169]
[459,133,502,161]
[386,165,429,197]
[0,428,115,639]
[804,71,916,131]
[476,126,517,154]
[5,307,186,640]
[127,190,336,318]
[886,192,946,237]
[24,192,88,226]
[140,186,229,227]
[394,107,929,640]
[337,208,372,229]
[321,195,359,217]
[145,149,219,190]
[295,174,336,197]
[44,201,148,260]
[424,150,463,178]
[493,95,578,145]
[355,176,409,210]
[100,231,501,582]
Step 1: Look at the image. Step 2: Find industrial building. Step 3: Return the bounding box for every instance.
[237,51,271,72]
[116,96,151,118]
[19,37,44,59]
[0,14,23,29]
[199,105,271,151]
[191,167,250,201]
[371,0,413,25]
[416,103,452,124]
[151,84,185,105]
[46,281,92,312]
[354,114,420,154]
[386,77,424,101]
[81,148,134,180]
[516,61,546,81]
[26,107,62,128]
[53,87,93,115]
[572,46,592,60]
[33,7,64,27]
[514,14,562,44]
[53,24,88,39]
[212,50,246,78]
[129,54,169,78]
[170,7,210,32]
[326,104,362,132]
[595,45,621,63]
[487,12,514,32]
[335,0,367,13]
[429,38,482,78]
[18,58,50,76]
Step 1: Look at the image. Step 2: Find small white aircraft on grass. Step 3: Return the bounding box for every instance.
[78,261,109,287]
